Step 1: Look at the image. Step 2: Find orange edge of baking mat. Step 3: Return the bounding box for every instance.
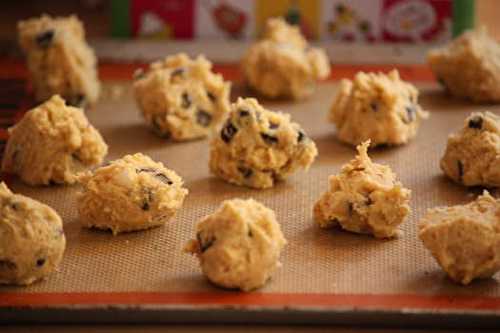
[0,292,499,311]
[0,59,436,82]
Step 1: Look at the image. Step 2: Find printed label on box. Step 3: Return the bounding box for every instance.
[195,0,254,39]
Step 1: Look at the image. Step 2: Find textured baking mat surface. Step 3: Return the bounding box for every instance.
[1,81,499,299]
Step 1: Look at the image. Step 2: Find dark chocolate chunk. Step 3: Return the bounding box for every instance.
[196,110,212,127]
[72,152,82,162]
[370,102,378,112]
[36,30,54,48]
[181,92,192,109]
[141,201,150,211]
[238,166,253,178]
[269,122,280,129]
[170,68,185,79]
[260,133,279,145]
[403,105,417,124]
[66,94,86,108]
[207,91,216,102]
[457,160,464,181]
[297,130,305,143]
[221,121,237,143]
[197,233,215,253]
[152,116,171,139]
[137,168,173,185]
[141,190,154,211]
[347,202,354,216]
[0,259,16,271]
[468,116,483,130]
[239,109,250,117]
[248,229,253,238]
[36,258,45,267]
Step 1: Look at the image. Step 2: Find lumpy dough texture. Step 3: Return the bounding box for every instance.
[314,141,411,238]
[18,14,100,106]
[133,53,231,141]
[329,70,429,147]
[242,18,330,100]
[440,111,500,187]
[209,97,318,189]
[428,28,500,103]
[419,191,500,285]
[0,182,65,285]
[2,95,108,186]
[78,153,188,235]
[185,198,287,291]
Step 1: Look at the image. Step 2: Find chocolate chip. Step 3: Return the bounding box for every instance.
[0,259,16,271]
[137,168,173,185]
[152,116,171,138]
[365,196,373,206]
[457,160,464,180]
[269,122,280,129]
[370,102,378,112]
[221,121,237,143]
[72,153,82,162]
[260,133,278,145]
[197,233,215,253]
[171,68,185,80]
[347,202,353,216]
[66,94,86,107]
[238,166,253,178]
[239,109,250,117]
[36,30,54,48]
[468,116,483,130]
[181,92,192,109]
[10,201,20,211]
[141,190,154,211]
[196,110,212,127]
[403,105,417,124]
[248,229,253,237]
[141,201,150,211]
[36,258,45,267]
[297,131,305,143]
[207,91,216,102]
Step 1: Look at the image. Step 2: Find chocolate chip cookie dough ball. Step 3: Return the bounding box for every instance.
[209,97,318,189]
[428,28,500,103]
[78,153,188,235]
[0,182,65,285]
[440,112,500,187]
[18,14,100,106]
[1,95,108,186]
[314,141,411,238]
[185,198,286,291]
[419,191,500,285]
[242,18,330,100]
[133,53,231,141]
[329,70,429,147]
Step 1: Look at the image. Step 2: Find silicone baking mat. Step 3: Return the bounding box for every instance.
[0,63,499,328]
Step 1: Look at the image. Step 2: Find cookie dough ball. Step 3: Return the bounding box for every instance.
[314,141,411,238]
[185,198,287,291]
[419,191,500,285]
[440,111,500,187]
[329,70,429,147]
[242,18,330,100]
[1,95,108,186]
[133,53,231,141]
[209,97,318,189]
[428,28,500,103]
[0,182,65,285]
[18,14,100,106]
[78,153,188,235]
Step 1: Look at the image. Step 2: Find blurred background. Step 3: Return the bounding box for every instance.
[0,0,497,63]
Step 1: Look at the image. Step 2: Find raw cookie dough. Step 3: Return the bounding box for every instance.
[78,153,188,235]
[329,70,429,147]
[185,198,287,291]
[419,191,500,285]
[440,111,500,187]
[0,182,65,285]
[428,28,500,103]
[18,14,100,106]
[314,141,411,238]
[209,97,318,189]
[242,18,330,100]
[1,95,108,186]
[133,53,231,141]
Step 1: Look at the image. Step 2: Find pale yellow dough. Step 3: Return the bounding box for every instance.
[329,70,429,147]
[440,111,500,187]
[78,153,188,235]
[242,18,330,100]
[185,198,287,291]
[209,97,318,189]
[314,141,411,238]
[1,95,108,186]
[0,182,65,285]
[18,14,100,106]
[419,191,500,285]
[133,53,231,141]
[428,28,500,103]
